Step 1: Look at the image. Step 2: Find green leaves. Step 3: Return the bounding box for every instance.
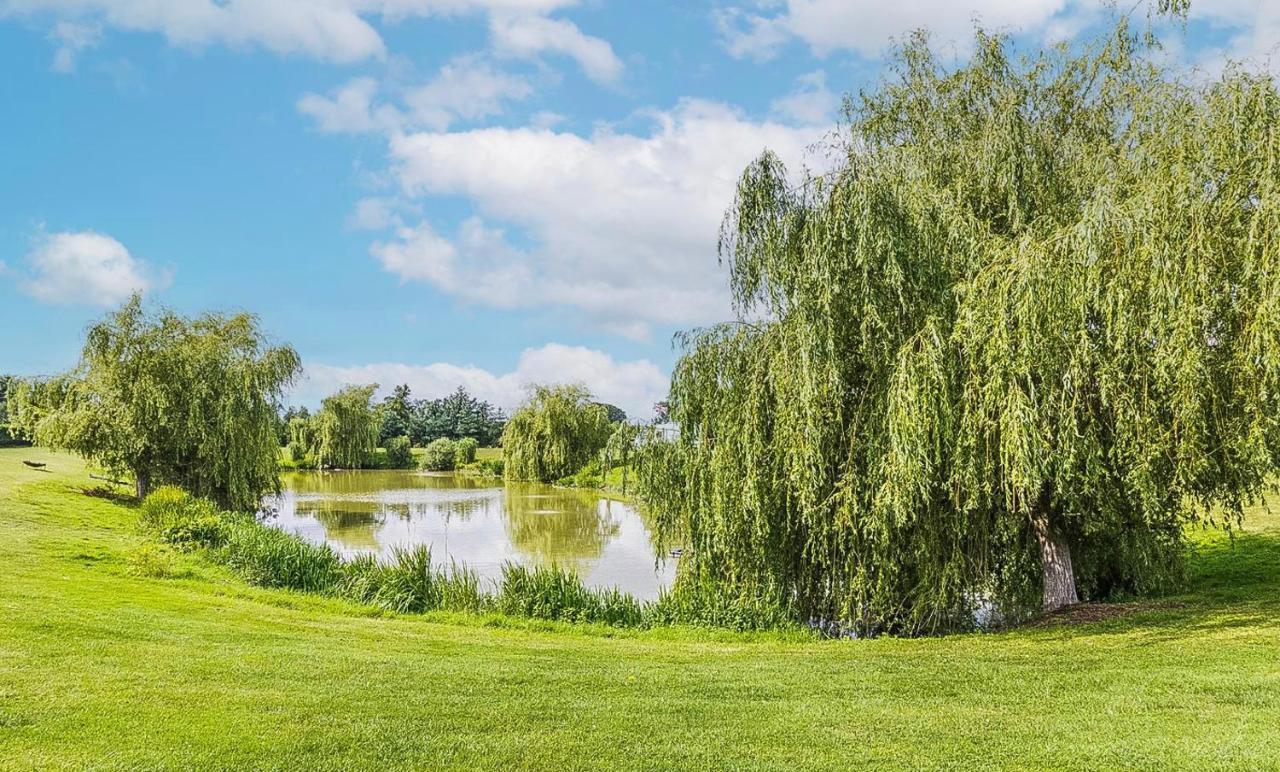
[503,384,613,483]
[311,384,380,469]
[11,296,300,511]
[637,12,1280,633]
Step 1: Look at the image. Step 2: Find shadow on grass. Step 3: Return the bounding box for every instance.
[82,484,138,506]
[1021,528,1280,644]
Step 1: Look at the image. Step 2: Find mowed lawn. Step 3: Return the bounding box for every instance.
[1,448,1279,770]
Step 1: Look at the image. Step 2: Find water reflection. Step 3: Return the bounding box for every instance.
[266,470,674,599]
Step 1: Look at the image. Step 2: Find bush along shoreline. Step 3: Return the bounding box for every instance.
[138,486,795,633]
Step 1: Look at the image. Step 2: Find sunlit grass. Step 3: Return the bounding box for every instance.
[2,447,1279,769]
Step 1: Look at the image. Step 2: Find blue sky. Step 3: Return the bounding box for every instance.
[0,1,1274,418]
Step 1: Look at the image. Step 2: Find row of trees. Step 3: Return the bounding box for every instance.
[278,384,507,469]
[377,385,506,447]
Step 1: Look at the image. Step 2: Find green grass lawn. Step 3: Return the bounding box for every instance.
[2,447,1279,770]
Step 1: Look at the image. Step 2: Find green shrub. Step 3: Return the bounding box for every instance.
[477,458,505,477]
[218,521,342,593]
[139,486,221,533]
[454,437,479,465]
[383,435,413,469]
[421,438,458,472]
[126,542,179,578]
[555,459,603,489]
[160,514,227,550]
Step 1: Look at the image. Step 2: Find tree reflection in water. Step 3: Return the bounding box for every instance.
[503,483,621,563]
[266,469,674,598]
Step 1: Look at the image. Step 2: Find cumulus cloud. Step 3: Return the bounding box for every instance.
[347,196,415,231]
[18,230,162,306]
[770,70,838,125]
[1186,1,1280,75]
[1,0,387,62]
[295,343,669,419]
[404,55,534,129]
[375,99,823,337]
[489,12,622,83]
[2,0,618,80]
[297,77,402,134]
[718,0,1072,60]
[298,56,534,135]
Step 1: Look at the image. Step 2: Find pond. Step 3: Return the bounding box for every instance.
[264,470,676,600]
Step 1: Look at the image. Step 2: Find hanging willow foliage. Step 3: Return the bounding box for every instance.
[635,12,1280,634]
[7,296,301,510]
[503,384,612,483]
[311,384,380,469]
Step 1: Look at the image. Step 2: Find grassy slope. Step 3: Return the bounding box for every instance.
[1,448,1279,770]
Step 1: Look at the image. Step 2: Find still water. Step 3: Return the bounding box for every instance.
[264,470,675,600]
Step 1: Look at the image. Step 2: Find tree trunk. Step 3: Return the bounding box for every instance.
[134,470,151,501]
[1030,506,1079,611]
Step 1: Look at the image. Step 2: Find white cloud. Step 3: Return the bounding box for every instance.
[490,12,622,83]
[18,230,161,306]
[2,0,388,63]
[713,7,792,61]
[296,342,669,419]
[530,109,565,129]
[404,55,534,130]
[299,57,533,134]
[1185,1,1280,75]
[3,1,619,80]
[376,99,824,336]
[718,0,1071,60]
[348,196,411,230]
[770,70,838,125]
[49,19,98,72]
[297,77,403,134]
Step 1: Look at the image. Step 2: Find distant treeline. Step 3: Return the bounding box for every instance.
[279,384,506,451]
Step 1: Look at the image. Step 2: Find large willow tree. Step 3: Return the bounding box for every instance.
[7,297,300,510]
[637,11,1280,633]
[310,384,380,469]
[503,384,611,483]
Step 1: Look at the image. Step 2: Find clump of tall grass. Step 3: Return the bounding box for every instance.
[644,577,797,632]
[497,563,642,626]
[337,547,489,613]
[217,519,343,593]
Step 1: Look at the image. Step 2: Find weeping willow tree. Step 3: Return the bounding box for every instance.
[636,10,1280,633]
[6,296,300,510]
[503,384,612,483]
[310,384,380,469]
